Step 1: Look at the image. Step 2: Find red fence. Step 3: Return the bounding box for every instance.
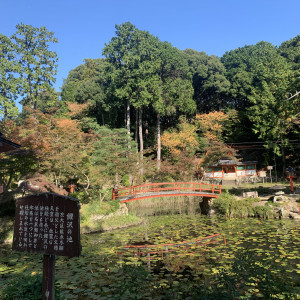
[112,182,222,202]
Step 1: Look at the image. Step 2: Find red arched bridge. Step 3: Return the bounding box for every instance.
[112,182,222,203]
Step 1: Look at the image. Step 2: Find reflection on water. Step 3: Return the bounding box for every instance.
[87,215,300,282]
[2,214,299,299]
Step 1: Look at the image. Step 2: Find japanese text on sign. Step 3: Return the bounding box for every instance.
[13,193,81,257]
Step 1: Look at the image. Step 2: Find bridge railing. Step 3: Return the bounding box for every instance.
[112,182,222,201]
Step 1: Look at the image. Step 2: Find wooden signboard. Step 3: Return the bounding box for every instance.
[12,193,81,300]
[259,171,267,178]
[12,193,81,257]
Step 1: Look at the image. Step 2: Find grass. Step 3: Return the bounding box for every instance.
[80,200,142,233]
[80,200,120,222]
[0,216,14,244]
[126,196,199,216]
[0,273,63,300]
[100,214,141,231]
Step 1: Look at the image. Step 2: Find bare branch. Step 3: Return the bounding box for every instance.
[285,91,300,101]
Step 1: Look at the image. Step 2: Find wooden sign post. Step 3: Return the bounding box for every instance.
[267,166,273,183]
[12,193,81,300]
[42,254,55,299]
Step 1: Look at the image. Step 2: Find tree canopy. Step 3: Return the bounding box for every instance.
[0,22,299,201]
[12,23,58,110]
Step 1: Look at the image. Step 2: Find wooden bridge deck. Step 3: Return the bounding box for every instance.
[112,182,221,203]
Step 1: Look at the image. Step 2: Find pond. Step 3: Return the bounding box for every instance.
[1,215,300,299]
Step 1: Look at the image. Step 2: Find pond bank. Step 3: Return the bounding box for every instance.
[81,203,142,234]
[211,191,300,220]
[1,190,299,243]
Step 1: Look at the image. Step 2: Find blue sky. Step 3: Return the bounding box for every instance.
[1,0,299,92]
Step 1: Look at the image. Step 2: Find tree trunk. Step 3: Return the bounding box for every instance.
[2,90,8,120]
[281,143,286,176]
[3,106,7,121]
[101,113,105,126]
[157,113,161,171]
[126,100,131,151]
[134,109,138,144]
[115,169,119,187]
[138,108,144,175]
[126,100,131,136]
[138,109,144,155]
[3,172,13,193]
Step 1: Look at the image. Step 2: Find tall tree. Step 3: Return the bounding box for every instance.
[182,49,230,112]
[103,22,162,164]
[153,42,196,170]
[0,34,20,119]
[12,23,58,110]
[161,116,199,159]
[194,111,229,142]
[222,41,295,171]
[279,35,300,78]
[61,58,111,126]
[103,22,139,138]
[279,35,300,114]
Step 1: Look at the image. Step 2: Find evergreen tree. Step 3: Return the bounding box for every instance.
[153,41,196,170]
[61,58,111,126]
[92,126,138,185]
[182,49,230,112]
[222,41,296,171]
[0,34,20,120]
[12,23,58,110]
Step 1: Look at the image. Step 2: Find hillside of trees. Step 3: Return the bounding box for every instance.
[0,22,299,201]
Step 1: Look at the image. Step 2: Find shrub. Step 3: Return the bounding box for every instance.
[121,174,131,187]
[253,205,274,219]
[69,191,89,204]
[213,192,260,218]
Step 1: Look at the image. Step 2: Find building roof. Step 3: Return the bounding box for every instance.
[209,160,257,167]
[0,132,21,149]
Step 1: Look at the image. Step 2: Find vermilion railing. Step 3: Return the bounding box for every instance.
[112,182,222,202]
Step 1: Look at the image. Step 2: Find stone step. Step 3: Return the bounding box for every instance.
[288,212,300,220]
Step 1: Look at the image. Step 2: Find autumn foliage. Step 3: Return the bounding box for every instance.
[195,111,229,142]
[3,108,96,192]
[161,117,199,157]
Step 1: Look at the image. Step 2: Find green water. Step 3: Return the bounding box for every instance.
[1,215,300,299]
